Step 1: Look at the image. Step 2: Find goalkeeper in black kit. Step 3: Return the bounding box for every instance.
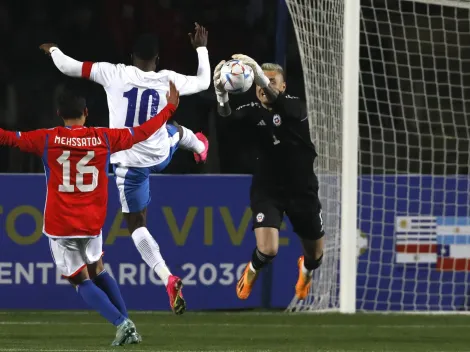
[214,54,325,300]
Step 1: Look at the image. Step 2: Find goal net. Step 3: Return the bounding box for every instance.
[286,0,470,312]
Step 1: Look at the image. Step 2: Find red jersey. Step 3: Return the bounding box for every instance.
[0,103,176,238]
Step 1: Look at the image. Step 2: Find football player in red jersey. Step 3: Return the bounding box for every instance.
[0,82,180,346]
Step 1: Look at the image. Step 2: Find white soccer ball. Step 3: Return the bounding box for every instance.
[220,59,254,94]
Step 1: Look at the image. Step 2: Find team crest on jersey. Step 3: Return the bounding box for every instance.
[256,213,265,223]
[273,114,282,126]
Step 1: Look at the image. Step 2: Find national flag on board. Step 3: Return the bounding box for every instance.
[435,217,470,271]
[395,216,470,270]
[395,216,437,264]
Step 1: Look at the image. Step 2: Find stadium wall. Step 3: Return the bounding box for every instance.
[0,175,469,310]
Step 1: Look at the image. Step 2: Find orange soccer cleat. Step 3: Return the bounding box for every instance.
[295,256,313,300]
[236,263,259,300]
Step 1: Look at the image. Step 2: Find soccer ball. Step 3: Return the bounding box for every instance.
[220,59,254,94]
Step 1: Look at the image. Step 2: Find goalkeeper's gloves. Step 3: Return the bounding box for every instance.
[232,54,270,88]
[213,60,229,105]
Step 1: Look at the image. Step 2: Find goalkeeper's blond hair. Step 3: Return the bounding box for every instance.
[261,63,286,81]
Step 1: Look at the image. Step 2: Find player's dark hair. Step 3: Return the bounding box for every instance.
[133,33,159,60]
[57,87,87,119]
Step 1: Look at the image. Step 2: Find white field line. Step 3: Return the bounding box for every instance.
[0,311,286,316]
[0,321,468,329]
[2,310,470,316]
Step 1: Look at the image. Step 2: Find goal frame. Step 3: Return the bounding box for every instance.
[287,0,470,314]
[340,0,470,314]
[340,0,360,314]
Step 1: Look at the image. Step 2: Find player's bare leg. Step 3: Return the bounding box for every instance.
[237,227,279,299]
[295,237,324,300]
[125,210,186,315]
[68,265,140,346]
[173,123,209,163]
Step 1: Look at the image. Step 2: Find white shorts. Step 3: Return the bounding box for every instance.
[113,124,180,213]
[49,235,103,278]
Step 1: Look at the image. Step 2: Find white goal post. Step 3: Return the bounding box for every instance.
[285,0,470,313]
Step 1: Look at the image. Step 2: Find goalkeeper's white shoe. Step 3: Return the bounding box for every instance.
[295,256,313,300]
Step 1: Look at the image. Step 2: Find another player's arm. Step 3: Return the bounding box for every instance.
[168,23,210,95]
[39,44,118,87]
[0,129,47,155]
[105,82,180,153]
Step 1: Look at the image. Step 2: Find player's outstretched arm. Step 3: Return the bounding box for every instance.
[0,128,47,155]
[40,44,83,77]
[39,44,117,87]
[232,54,280,103]
[169,23,210,95]
[105,82,179,153]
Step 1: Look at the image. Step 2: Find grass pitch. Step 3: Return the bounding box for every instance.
[0,311,468,352]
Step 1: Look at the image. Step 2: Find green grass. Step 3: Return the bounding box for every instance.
[0,311,469,351]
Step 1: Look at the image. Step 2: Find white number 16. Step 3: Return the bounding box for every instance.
[57,151,99,193]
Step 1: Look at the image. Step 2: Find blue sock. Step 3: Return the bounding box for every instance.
[93,270,128,318]
[77,279,126,326]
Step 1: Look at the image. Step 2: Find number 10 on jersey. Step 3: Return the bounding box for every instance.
[123,88,160,127]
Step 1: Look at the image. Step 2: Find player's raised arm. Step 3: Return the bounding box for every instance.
[105,82,180,153]
[232,54,280,103]
[233,57,307,121]
[39,44,118,88]
[167,23,210,95]
[0,128,47,155]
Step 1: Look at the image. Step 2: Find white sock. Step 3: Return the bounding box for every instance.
[178,126,205,154]
[131,227,172,286]
[249,262,257,273]
[302,263,313,277]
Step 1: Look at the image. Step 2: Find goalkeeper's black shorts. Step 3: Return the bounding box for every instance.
[250,185,325,240]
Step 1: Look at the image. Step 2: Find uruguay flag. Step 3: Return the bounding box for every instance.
[395,216,437,263]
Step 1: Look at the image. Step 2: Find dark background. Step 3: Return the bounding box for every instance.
[0,0,468,175]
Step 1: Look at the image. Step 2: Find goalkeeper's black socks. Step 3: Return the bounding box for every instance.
[304,252,324,272]
[250,247,276,271]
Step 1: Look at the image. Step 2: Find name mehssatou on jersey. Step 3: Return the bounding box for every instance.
[54,135,103,147]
